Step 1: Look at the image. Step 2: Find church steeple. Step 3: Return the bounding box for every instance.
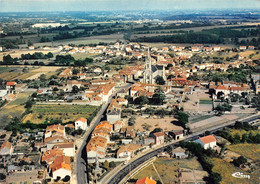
[144,47,153,84]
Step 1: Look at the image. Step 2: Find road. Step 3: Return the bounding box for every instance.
[75,83,132,184]
[103,113,260,184]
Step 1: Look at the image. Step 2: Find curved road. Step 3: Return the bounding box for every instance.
[104,113,260,184]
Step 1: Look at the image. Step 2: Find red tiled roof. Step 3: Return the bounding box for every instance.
[136,177,156,184]
[200,135,216,144]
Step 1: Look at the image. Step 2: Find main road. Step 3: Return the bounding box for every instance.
[75,83,132,184]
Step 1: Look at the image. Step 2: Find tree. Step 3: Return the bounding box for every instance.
[233,156,247,167]
[175,111,189,128]
[109,161,116,168]
[46,52,54,58]
[209,172,222,184]
[155,76,165,85]
[134,96,149,105]
[72,68,80,75]
[152,87,165,105]
[128,116,136,126]
[72,85,79,93]
[63,175,70,182]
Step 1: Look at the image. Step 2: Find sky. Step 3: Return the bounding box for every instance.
[0,0,259,12]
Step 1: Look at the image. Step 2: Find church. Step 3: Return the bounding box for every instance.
[142,48,166,84]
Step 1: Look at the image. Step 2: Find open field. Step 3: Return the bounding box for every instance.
[69,53,102,60]
[212,158,260,184]
[0,66,62,80]
[132,157,204,183]
[0,92,32,128]
[133,116,184,132]
[227,143,260,160]
[23,104,99,123]
[19,34,125,47]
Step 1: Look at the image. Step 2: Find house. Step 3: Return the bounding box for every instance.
[49,155,71,180]
[45,124,65,138]
[248,46,254,50]
[28,46,35,50]
[94,68,102,73]
[86,136,108,158]
[136,177,156,184]
[172,147,187,158]
[114,120,124,131]
[117,143,141,160]
[41,148,64,164]
[44,136,68,150]
[195,135,217,149]
[0,88,8,100]
[75,117,88,130]
[171,130,184,140]
[0,141,13,155]
[6,82,16,91]
[239,46,247,50]
[151,132,164,145]
[53,142,75,157]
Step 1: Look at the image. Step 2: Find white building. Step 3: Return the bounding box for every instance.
[75,117,88,130]
[0,141,13,155]
[195,135,217,149]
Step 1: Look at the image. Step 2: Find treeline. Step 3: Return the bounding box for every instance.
[21,52,53,60]
[217,122,260,144]
[53,54,93,66]
[131,27,260,45]
[1,53,93,67]
[133,22,213,32]
[132,32,223,44]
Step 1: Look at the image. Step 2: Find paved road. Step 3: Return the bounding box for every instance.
[104,113,260,184]
[75,83,132,184]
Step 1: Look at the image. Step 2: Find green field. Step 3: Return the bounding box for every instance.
[199,99,213,104]
[23,104,100,123]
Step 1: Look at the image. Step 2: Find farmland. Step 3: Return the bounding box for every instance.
[227,143,260,160]
[132,157,204,183]
[23,104,100,124]
[0,92,32,128]
[0,66,62,80]
[211,158,260,184]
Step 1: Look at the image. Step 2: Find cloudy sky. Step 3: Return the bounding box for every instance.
[0,0,259,12]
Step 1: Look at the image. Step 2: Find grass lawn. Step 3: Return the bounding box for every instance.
[132,157,203,184]
[199,99,213,104]
[227,143,260,160]
[23,104,99,123]
[72,53,102,60]
[211,158,259,184]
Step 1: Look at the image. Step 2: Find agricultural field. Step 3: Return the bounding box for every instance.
[227,143,260,160]
[0,66,62,80]
[132,157,204,183]
[23,104,100,124]
[0,92,32,128]
[68,53,102,60]
[31,34,125,47]
[211,158,260,184]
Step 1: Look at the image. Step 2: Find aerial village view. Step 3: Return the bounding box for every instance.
[0,0,259,184]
